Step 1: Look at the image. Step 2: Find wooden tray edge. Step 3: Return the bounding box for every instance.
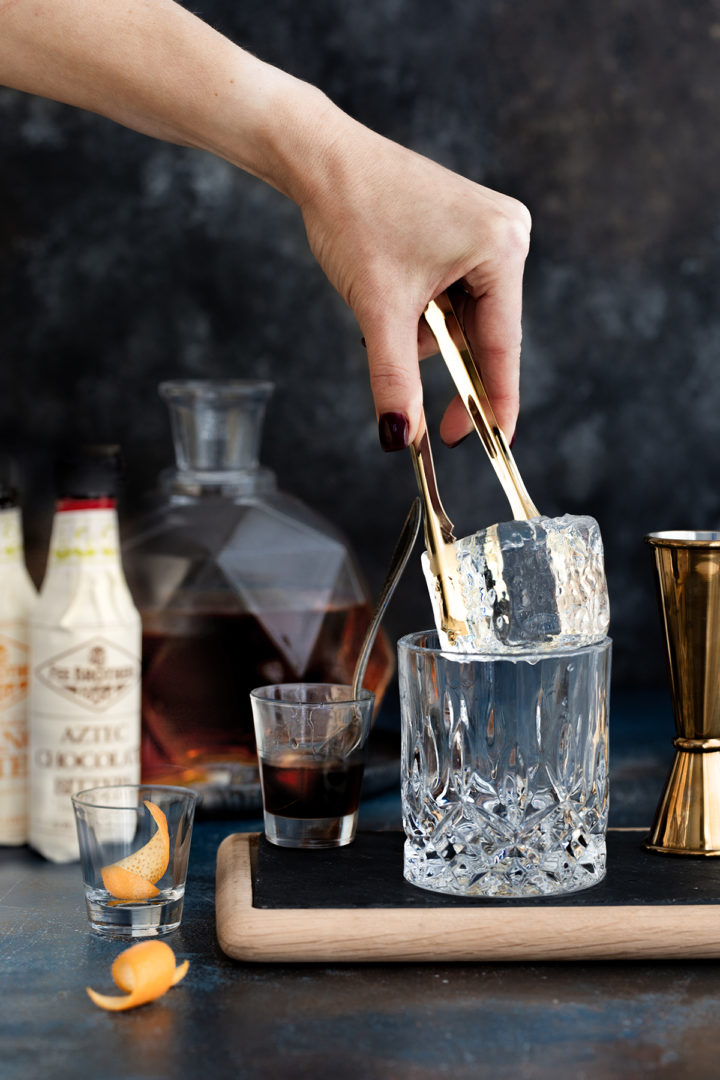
[215,832,720,963]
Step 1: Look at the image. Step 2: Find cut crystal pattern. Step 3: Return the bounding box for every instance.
[400,635,610,898]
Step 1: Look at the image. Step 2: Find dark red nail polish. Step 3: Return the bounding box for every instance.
[378,412,410,452]
[360,337,367,348]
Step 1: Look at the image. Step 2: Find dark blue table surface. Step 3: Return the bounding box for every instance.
[3,690,719,1080]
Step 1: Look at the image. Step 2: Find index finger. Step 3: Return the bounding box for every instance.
[438,269,524,447]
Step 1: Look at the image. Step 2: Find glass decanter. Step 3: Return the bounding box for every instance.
[122,380,394,793]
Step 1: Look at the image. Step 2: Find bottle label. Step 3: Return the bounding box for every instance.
[0,628,29,845]
[29,626,141,862]
[0,508,25,566]
[47,508,120,567]
[30,564,141,862]
[0,633,29,710]
[34,636,138,711]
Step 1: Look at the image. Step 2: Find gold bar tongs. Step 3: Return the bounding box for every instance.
[410,285,540,641]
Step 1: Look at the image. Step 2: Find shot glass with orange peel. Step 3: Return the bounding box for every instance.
[72,785,197,938]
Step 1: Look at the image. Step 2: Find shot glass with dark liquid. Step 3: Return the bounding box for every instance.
[250,683,374,849]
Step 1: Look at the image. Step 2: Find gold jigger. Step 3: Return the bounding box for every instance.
[645,530,720,855]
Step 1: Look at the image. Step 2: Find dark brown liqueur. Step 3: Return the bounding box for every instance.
[259,757,365,819]
[140,604,392,780]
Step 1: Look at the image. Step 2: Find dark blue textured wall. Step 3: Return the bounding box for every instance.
[3,0,720,687]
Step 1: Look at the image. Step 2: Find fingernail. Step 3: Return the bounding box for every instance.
[378,412,410,452]
[509,431,517,450]
[444,432,470,449]
[360,337,367,348]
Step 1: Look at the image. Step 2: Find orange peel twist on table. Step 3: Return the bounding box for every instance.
[87,940,188,1012]
[101,801,170,901]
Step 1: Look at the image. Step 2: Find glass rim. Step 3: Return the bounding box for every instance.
[645,530,720,548]
[159,378,274,400]
[250,682,375,707]
[70,783,199,810]
[398,630,612,662]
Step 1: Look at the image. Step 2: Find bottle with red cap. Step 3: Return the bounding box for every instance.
[29,445,141,862]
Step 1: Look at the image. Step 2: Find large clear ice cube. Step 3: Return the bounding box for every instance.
[422,514,609,653]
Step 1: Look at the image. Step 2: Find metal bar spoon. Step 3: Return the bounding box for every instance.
[351,497,422,699]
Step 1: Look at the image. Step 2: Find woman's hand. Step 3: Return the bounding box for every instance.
[296,115,531,450]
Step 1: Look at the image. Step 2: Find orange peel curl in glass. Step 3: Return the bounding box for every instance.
[86,940,189,1012]
[101,800,170,900]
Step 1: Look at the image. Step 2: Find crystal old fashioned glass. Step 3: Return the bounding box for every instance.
[399,632,611,898]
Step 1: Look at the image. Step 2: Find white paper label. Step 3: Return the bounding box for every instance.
[29,627,140,862]
[29,507,141,862]
[0,628,30,845]
[0,509,36,846]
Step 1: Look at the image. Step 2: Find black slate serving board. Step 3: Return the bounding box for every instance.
[253,829,720,910]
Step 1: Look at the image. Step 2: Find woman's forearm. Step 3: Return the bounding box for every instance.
[1,0,530,446]
[0,0,341,203]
